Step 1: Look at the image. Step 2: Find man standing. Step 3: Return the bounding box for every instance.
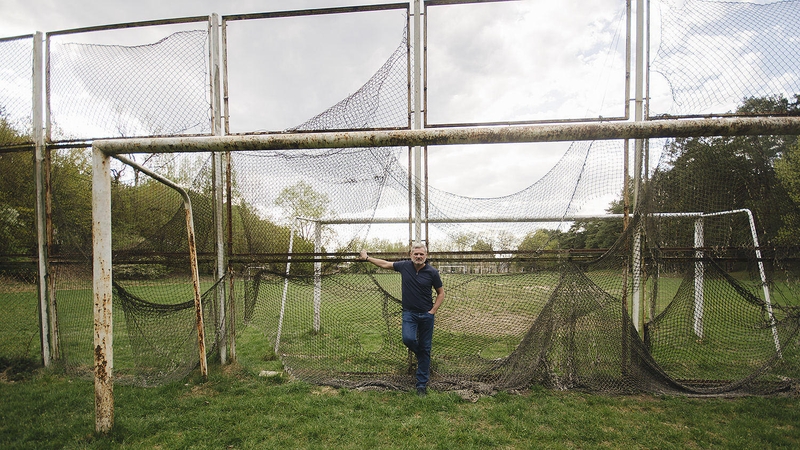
[360,243,444,396]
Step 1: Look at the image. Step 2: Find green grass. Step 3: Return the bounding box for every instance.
[1,365,799,449]
[4,271,800,448]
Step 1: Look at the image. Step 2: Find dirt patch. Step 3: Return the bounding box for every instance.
[311,385,340,396]
[0,357,40,382]
[437,300,535,337]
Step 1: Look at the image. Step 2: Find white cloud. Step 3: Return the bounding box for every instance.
[426,0,628,124]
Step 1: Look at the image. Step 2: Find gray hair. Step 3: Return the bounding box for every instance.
[410,242,427,252]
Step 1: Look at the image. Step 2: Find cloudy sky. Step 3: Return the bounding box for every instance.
[0,0,631,198]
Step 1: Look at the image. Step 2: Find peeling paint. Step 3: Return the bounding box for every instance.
[94,117,800,155]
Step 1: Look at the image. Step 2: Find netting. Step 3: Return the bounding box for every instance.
[2,1,800,395]
[48,30,211,141]
[0,36,33,147]
[0,149,39,368]
[651,0,800,117]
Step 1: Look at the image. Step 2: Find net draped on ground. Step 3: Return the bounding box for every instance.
[1,1,800,395]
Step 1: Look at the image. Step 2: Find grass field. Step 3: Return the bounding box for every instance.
[1,364,799,449]
[4,268,800,388]
[3,270,800,448]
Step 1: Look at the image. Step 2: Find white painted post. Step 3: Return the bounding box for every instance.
[413,0,423,242]
[744,211,781,357]
[275,226,294,355]
[33,31,51,368]
[630,0,646,333]
[693,217,704,339]
[313,220,322,333]
[210,13,227,365]
[92,146,114,433]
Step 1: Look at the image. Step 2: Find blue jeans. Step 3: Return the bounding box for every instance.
[402,310,435,389]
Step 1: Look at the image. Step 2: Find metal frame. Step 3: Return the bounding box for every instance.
[3,0,793,435]
[92,116,800,154]
[111,155,208,380]
[43,16,213,146]
[423,0,630,128]
[220,2,412,136]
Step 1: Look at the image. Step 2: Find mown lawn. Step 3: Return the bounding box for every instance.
[1,364,799,449]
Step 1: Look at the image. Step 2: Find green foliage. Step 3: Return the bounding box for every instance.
[514,228,561,271]
[231,199,292,255]
[540,94,800,252]
[650,94,800,246]
[775,139,800,244]
[0,107,30,147]
[274,181,334,242]
[347,237,407,273]
[50,149,93,256]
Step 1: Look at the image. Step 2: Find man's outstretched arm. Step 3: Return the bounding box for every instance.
[359,249,394,270]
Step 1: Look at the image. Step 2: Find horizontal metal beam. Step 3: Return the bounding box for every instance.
[223,2,409,22]
[314,215,627,225]
[93,116,800,155]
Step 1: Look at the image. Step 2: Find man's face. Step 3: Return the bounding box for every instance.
[410,248,427,265]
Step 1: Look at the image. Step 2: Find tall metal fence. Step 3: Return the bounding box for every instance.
[2,0,800,388]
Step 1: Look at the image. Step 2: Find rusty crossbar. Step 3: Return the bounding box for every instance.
[93,116,800,155]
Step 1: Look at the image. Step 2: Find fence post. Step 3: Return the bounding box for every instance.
[210,13,227,365]
[32,31,53,368]
[92,146,114,434]
[693,217,704,339]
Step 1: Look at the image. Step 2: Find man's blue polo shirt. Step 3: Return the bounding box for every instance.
[392,260,443,313]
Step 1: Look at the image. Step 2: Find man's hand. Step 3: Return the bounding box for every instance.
[359,249,368,260]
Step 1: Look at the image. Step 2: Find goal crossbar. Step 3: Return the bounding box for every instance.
[90,117,800,432]
[92,116,800,155]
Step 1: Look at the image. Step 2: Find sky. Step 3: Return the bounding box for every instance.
[0,0,631,199]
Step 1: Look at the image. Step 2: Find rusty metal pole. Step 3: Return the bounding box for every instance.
[92,146,114,433]
[412,0,423,243]
[210,13,227,365]
[93,116,800,155]
[186,192,208,380]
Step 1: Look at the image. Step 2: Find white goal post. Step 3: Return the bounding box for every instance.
[91,116,800,433]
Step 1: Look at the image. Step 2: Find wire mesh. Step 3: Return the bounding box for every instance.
[0,36,34,147]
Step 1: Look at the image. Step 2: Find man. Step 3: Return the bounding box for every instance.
[360,243,444,396]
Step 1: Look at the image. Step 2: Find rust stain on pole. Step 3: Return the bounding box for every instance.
[92,147,114,434]
[186,206,208,380]
[94,117,800,155]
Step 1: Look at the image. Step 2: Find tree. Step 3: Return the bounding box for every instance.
[0,107,29,147]
[0,108,35,256]
[514,228,562,271]
[774,139,800,244]
[346,237,407,273]
[565,197,625,250]
[0,152,35,256]
[274,181,334,242]
[649,95,800,247]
